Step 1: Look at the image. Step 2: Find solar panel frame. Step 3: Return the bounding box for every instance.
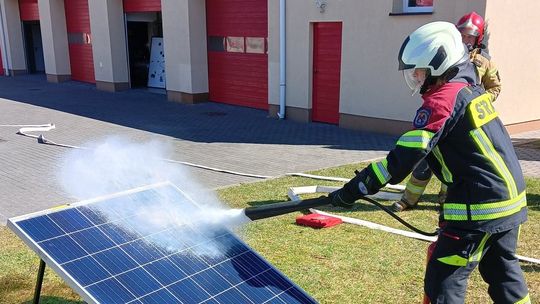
[8,182,318,304]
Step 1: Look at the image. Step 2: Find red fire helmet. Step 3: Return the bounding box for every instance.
[456,11,485,46]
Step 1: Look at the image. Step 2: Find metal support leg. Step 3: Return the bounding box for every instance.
[33,259,46,304]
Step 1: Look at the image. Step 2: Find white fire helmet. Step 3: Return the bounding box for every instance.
[398,21,467,95]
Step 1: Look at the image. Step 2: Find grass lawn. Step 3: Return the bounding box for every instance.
[1,163,539,303]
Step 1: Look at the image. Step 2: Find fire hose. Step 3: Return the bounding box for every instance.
[243,195,438,237]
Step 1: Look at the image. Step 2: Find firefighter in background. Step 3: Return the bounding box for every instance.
[330,21,529,303]
[392,11,502,212]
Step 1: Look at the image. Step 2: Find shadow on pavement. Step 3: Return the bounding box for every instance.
[513,138,540,162]
[0,75,396,152]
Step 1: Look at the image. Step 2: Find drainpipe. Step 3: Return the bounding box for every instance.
[278,0,286,119]
[0,3,10,76]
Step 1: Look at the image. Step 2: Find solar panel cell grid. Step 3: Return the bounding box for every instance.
[9,183,318,304]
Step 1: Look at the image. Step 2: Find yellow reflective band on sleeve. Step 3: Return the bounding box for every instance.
[371,159,391,185]
[515,294,530,304]
[432,146,453,183]
[470,128,518,198]
[437,255,468,267]
[469,94,498,128]
[396,130,434,149]
[443,191,527,221]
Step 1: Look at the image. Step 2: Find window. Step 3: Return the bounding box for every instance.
[208,36,267,54]
[403,0,433,13]
[208,36,225,52]
[226,37,245,53]
[246,37,265,54]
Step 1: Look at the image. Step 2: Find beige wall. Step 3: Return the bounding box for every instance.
[484,1,540,125]
[88,0,129,87]
[162,0,208,95]
[0,0,26,73]
[272,0,501,127]
[38,0,71,78]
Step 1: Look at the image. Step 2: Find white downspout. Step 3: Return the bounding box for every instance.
[278,0,286,119]
[0,3,11,76]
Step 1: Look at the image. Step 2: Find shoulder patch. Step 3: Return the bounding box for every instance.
[413,107,432,128]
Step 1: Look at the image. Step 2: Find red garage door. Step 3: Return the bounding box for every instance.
[206,0,268,110]
[312,22,342,124]
[19,0,39,21]
[65,0,95,83]
[123,0,161,12]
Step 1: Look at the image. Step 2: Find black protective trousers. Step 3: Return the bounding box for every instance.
[424,226,530,303]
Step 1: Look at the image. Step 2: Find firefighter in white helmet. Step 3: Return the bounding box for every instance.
[330,21,529,303]
[393,11,502,213]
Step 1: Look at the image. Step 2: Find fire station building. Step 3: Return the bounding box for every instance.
[0,0,538,135]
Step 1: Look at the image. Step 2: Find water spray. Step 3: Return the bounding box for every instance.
[242,196,332,221]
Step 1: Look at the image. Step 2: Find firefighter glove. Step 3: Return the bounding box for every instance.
[330,169,369,208]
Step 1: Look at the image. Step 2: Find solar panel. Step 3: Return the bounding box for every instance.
[8,182,317,304]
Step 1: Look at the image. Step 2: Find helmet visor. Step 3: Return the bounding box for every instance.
[403,68,425,96]
[458,25,480,37]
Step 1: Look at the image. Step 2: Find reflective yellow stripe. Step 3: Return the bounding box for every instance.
[443,191,527,221]
[470,128,518,198]
[470,192,527,220]
[371,159,391,185]
[405,182,427,195]
[397,130,434,149]
[469,94,498,128]
[438,255,468,266]
[469,232,490,262]
[515,294,530,304]
[442,203,468,220]
[438,232,490,266]
[432,146,453,183]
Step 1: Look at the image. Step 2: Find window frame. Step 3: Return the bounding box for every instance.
[402,0,433,13]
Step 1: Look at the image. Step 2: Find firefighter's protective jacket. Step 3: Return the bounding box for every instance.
[470,48,501,102]
[363,61,526,233]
